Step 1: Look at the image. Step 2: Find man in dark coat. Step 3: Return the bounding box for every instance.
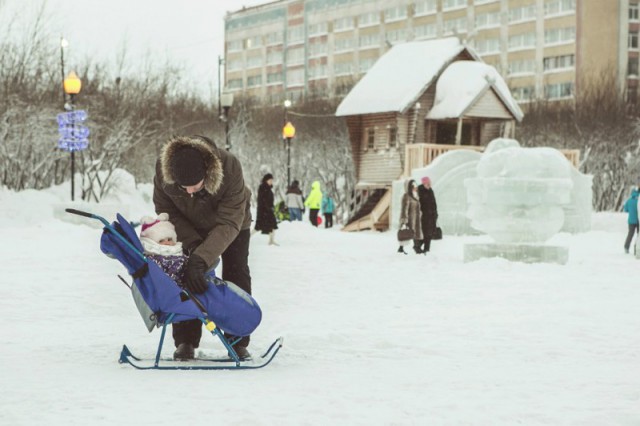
[417,176,438,254]
[255,173,278,245]
[153,135,253,360]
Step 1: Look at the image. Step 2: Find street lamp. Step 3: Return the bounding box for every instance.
[282,121,296,188]
[64,71,82,201]
[283,99,292,126]
[221,91,234,151]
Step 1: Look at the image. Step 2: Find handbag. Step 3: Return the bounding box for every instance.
[397,226,414,242]
[433,226,443,240]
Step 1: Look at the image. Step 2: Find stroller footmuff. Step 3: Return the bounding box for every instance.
[67,208,283,370]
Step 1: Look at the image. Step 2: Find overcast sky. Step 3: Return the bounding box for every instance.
[7,0,267,99]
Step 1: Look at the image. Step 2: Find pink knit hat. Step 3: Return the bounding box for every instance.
[140,213,177,243]
[421,176,431,185]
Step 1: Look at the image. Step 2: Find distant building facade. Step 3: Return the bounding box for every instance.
[224,0,637,104]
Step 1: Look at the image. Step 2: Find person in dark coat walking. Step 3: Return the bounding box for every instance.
[153,135,253,361]
[255,173,278,245]
[417,176,438,255]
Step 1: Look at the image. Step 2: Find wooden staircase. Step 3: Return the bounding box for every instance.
[342,188,391,232]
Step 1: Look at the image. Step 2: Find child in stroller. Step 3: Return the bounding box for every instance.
[139,213,187,285]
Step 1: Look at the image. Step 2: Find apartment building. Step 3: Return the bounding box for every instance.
[223,0,636,104]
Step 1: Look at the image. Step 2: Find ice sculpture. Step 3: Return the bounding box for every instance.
[463,139,573,264]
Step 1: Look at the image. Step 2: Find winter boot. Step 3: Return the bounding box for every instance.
[268,231,279,246]
[229,346,252,361]
[397,246,407,255]
[173,343,195,361]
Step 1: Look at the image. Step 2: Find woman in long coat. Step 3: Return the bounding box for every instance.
[398,179,423,254]
[255,173,278,245]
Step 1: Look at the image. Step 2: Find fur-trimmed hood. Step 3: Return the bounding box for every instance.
[160,136,224,195]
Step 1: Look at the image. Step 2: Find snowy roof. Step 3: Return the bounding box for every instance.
[426,61,524,121]
[336,37,478,117]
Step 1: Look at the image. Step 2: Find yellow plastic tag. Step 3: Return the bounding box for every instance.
[205,320,216,332]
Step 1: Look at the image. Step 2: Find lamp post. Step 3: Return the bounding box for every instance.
[220,91,234,151]
[60,37,68,108]
[282,121,296,188]
[63,71,82,201]
[283,99,291,126]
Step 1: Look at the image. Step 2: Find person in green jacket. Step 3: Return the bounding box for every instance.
[304,180,323,227]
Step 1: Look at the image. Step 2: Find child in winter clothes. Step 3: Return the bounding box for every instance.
[139,213,187,285]
[623,188,639,254]
[321,194,335,228]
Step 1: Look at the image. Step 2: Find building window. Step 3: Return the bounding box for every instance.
[543,54,575,71]
[443,17,467,35]
[227,78,243,90]
[386,28,407,44]
[309,41,328,57]
[359,11,381,27]
[415,23,437,40]
[476,11,501,29]
[366,128,375,150]
[544,82,574,99]
[335,62,353,76]
[544,27,575,45]
[360,32,381,48]
[630,32,639,49]
[509,59,536,75]
[227,59,243,71]
[247,75,262,88]
[388,126,397,148]
[414,0,437,16]
[544,0,576,17]
[308,22,328,36]
[309,64,328,80]
[511,85,535,101]
[474,0,498,4]
[509,4,537,23]
[631,3,640,21]
[287,68,304,87]
[629,57,639,76]
[227,40,243,52]
[266,31,283,46]
[246,56,262,69]
[334,16,355,32]
[359,58,377,73]
[443,0,467,11]
[286,47,304,66]
[267,50,283,65]
[384,5,407,22]
[476,37,500,55]
[287,25,304,45]
[509,32,536,50]
[267,72,283,84]
[245,35,262,49]
[335,37,355,52]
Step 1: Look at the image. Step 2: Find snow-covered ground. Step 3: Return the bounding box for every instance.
[0,178,639,425]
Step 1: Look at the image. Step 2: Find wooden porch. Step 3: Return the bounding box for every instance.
[404,143,581,176]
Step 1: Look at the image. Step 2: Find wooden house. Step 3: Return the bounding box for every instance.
[336,37,525,232]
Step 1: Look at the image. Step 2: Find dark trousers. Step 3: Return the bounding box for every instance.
[420,215,432,253]
[624,223,639,252]
[309,209,319,227]
[324,213,333,228]
[173,229,252,348]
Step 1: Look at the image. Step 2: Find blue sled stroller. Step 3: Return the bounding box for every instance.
[66,209,283,370]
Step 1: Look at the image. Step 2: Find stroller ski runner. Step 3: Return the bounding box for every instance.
[67,209,283,370]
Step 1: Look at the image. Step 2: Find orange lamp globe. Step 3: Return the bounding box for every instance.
[63,71,82,95]
[282,122,296,139]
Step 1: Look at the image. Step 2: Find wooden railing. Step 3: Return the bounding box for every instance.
[404,143,581,176]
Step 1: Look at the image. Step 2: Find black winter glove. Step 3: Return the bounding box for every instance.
[184,254,208,294]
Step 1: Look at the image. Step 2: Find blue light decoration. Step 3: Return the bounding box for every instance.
[57,110,90,151]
